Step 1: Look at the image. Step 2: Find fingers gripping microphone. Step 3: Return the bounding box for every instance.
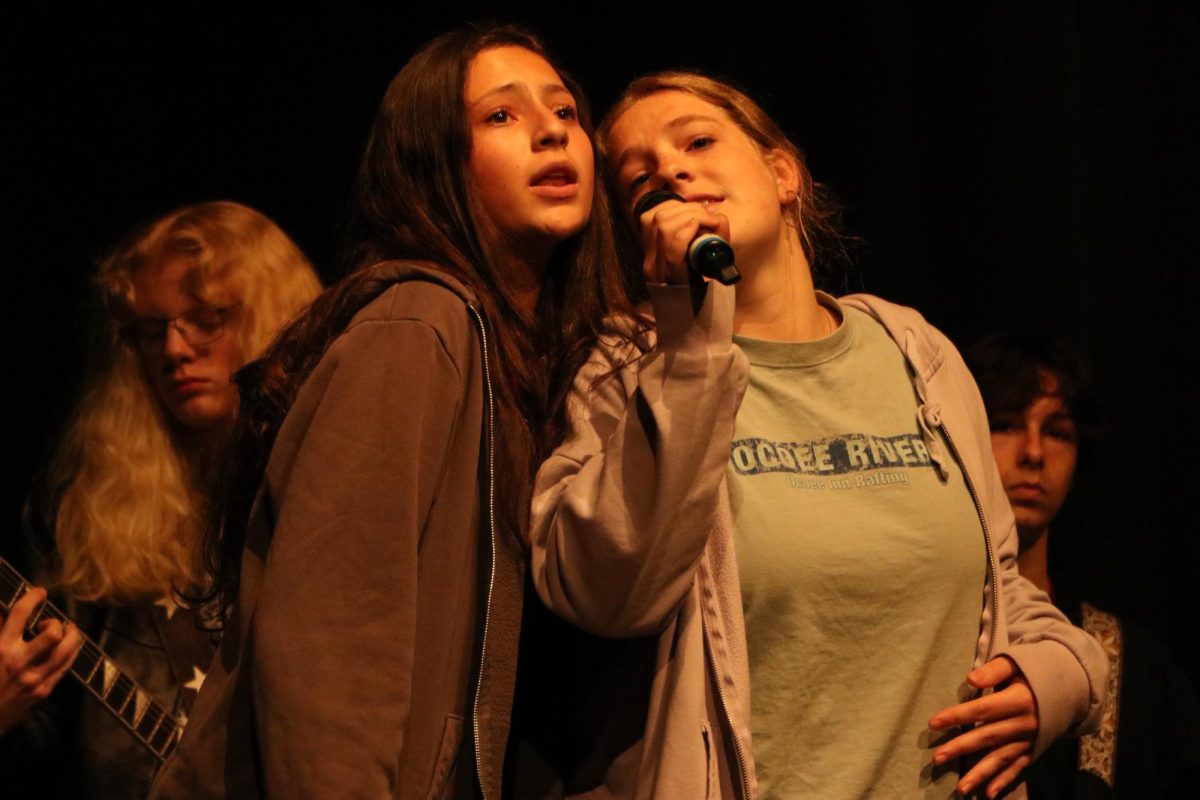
[633,190,741,285]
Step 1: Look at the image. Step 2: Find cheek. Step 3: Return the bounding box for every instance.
[1045,449,1079,498]
[468,143,517,217]
[136,352,170,396]
[989,436,1020,475]
[469,148,501,186]
[574,135,595,181]
[577,168,596,220]
[216,341,246,381]
[196,335,246,388]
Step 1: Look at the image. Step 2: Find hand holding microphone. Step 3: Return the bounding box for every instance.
[633,190,741,286]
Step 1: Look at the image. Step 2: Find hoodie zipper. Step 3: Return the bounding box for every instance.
[467,303,498,800]
[701,589,752,800]
[937,422,998,663]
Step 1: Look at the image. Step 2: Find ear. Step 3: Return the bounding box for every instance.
[766,148,801,205]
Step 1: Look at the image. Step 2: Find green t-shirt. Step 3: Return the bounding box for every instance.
[728,299,986,798]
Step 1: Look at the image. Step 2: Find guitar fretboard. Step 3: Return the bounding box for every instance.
[0,558,183,761]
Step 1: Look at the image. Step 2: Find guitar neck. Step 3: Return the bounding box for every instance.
[0,557,183,762]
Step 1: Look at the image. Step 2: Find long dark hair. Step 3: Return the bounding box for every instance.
[199,24,632,624]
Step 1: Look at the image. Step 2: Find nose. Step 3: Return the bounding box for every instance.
[534,108,569,150]
[1018,426,1044,467]
[654,159,693,192]
[161,321,196,365]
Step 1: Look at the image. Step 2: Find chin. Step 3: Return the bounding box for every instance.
[541,210,590,241]
[1012,508,1050,536]
[170,400,233,431]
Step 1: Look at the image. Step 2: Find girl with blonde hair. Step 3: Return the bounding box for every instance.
[529,72,1109,798]
[0,200,321,797]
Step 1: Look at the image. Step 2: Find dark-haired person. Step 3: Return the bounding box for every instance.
[149,25,633,800]
[528,73,1109,799]
[0,201,321,798]
[966,333,1200,799]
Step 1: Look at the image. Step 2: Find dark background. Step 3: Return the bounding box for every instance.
[5,4,1198,692]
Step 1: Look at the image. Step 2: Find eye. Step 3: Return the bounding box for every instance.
[186,307,225,335]
[1045,424,1078,444]
[485,108,511,124]
[988,416,1021,434]
[687,135,715,151]
[554,104,577,121]
[132,320,166,344]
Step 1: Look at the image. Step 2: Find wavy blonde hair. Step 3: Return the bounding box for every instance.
[49,201,322,604]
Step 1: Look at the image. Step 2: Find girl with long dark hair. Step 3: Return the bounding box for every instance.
[149,26,630,799]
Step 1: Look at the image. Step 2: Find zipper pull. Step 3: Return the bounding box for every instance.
[918,402,950,479]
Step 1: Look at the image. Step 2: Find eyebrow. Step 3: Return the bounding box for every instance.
[612,113,724,172]
[667,113,722,129]
[467,82,572,110]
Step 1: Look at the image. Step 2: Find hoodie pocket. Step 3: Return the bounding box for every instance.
[427,714,464,799]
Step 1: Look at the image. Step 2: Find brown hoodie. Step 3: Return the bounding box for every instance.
[150,262,524,799]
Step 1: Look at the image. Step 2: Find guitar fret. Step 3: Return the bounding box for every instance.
[4,578,26,612]
[161,732,180,759]
[117,683,147,727]
[115,682,136,716]
[131,690,151,727]
[106,675,134,712]
[72,644,99,673]
[150,716,178,754]
[146,711,166,746]
[25,601,48,636]
[82,651,103,684]
[101,659,120,698]
[136,704,164,739]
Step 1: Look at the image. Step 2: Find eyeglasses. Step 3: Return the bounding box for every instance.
[122,305,240,352]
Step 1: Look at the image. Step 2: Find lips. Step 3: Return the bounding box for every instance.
[684,193,724,208]
[531,162,577,185]
[170,376,210,396]
[1006,482,1045,502]
[530,162,580,198]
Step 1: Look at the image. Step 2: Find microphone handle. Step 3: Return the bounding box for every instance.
[633,191,741,285]
[688,235,740,285]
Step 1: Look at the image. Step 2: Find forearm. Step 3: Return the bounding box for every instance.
[531,282,747,636]
[990,487,1107,751]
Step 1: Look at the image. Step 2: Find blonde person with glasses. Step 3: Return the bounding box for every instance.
[0,201,321,798]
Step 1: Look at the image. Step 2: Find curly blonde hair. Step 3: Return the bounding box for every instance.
[48,201,322,603]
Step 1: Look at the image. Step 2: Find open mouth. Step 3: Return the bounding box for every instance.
[530,163,580,197]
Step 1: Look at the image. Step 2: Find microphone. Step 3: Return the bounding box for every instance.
[633,190,741,285]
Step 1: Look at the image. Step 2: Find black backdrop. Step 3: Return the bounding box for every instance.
[5,5,1198,692]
